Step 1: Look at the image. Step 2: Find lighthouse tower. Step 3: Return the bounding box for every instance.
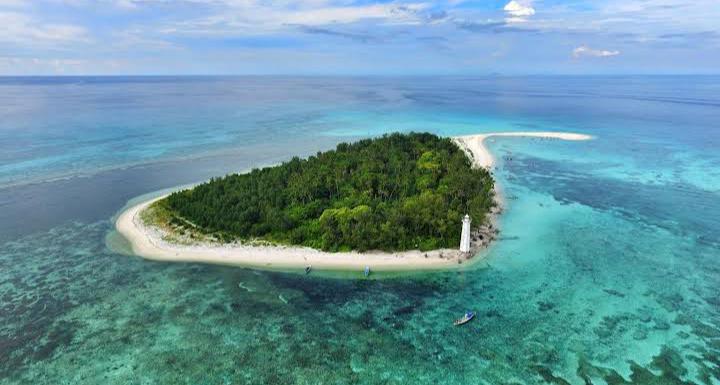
[460,214,471,253]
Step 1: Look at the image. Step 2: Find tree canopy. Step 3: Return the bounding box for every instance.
[162,132,494,252]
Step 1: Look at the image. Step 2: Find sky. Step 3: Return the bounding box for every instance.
[0,0,718,75]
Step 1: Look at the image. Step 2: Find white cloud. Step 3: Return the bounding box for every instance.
[503,0,534,23]
[572,45,620,58]
[554,0,720,37]
[157,2,434,36]
[0,11,88,46]
[504,1,535,17]
[277,4,430,26]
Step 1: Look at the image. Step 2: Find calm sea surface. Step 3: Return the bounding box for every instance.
[1,76,719,384]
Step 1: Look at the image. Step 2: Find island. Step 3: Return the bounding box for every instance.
[115,131,592,272]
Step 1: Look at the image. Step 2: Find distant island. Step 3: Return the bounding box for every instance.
[115,131,591,272]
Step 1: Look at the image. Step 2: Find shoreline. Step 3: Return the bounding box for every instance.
[452,131,593,170]
[116,196,467,272]
[114,131,592,273]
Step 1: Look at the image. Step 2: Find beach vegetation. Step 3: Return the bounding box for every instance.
[160,132,494,252]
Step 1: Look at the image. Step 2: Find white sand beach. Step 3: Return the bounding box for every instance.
[116,196,464,272]
[452,131,593,170]
[115,131,592,272]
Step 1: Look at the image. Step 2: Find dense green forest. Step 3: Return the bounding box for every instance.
[161,132,494,252]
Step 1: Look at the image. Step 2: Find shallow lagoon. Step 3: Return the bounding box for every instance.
[1,76,719,384]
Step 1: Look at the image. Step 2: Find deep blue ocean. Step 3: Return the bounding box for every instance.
[1,76,718,384]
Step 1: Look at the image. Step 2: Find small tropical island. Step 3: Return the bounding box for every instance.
[164,132,494,251]
[115,131,591,272]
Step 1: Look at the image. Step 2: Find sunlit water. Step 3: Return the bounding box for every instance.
[1,76,719,384]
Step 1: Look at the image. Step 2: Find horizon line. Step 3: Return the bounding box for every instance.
[1,73,719,78]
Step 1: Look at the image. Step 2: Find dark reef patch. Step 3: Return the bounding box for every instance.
[505,155,720,248]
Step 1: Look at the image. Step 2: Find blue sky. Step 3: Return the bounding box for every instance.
[0,0,717,75]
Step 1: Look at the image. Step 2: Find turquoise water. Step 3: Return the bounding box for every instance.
[1,76,719,384]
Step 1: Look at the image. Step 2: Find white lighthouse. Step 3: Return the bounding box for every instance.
[460,214,471,253]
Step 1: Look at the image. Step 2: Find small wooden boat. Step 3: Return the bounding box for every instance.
[453,311,475,326]
[364,266,370,277]
[305,265,312,275]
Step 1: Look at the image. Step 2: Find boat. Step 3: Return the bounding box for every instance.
[364,266,370,277]
[305,265,312,275]
[453,311,475,326]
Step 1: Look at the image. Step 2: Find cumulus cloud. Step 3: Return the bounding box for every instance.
[572,45,620,58]
[503,0,534,23]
